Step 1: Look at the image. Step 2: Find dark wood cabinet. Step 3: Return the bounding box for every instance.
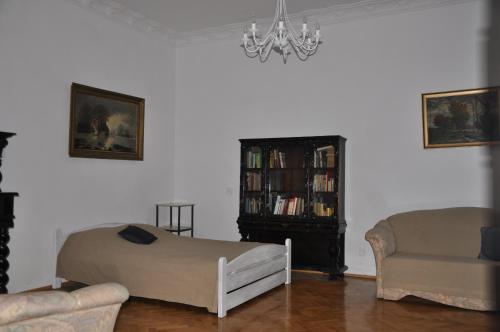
[0,132,17,294]
[237,135,347,279]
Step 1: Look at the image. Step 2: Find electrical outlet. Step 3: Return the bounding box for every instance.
[225,187,233,196]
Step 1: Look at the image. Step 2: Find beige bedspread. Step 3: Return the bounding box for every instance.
[56,224,263,313]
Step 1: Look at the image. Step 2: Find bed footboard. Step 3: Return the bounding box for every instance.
[217,238,291,318]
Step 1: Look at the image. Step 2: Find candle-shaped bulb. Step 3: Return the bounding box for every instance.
[278,21,284,31]
[251,22,257,37]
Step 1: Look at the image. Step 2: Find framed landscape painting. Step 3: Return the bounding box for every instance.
[69,83,144,160]
[422,87,500,148]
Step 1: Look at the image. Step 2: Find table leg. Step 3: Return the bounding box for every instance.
[155,205,159,227]
[169,206,173,229]
[191,205,194,238]
[178,207,181,236]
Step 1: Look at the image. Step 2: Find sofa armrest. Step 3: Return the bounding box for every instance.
[365,220,396,297]
[0,290,76,325]
[0,283,128,326]
[365,220,396,259]
[72,283,129,311]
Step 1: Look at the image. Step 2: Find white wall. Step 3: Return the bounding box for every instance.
[175,1,489,275]
[0,0,176,291]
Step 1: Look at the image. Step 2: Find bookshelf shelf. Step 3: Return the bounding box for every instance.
[269,167,305,170]
[237,135,346,279]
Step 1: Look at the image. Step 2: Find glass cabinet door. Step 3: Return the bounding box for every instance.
[310,144,337,219]
[242,146,264,215]
[267,144,307,218]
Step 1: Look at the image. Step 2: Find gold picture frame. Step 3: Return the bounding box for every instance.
[69,83,145,160]
[422,87,500,149]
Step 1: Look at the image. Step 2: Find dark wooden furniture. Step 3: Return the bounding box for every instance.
[155,203,194,237]
[237,135,346,279]
[0,132,18,294]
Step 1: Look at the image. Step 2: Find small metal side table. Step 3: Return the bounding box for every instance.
[155,203,195,237]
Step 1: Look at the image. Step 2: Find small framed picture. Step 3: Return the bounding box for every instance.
[69,83,145,160]
[422,87,500,148]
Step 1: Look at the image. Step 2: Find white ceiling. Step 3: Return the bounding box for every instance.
[113,0,366,33]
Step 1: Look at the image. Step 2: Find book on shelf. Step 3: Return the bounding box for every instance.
[246,150,262,168]
[313,174,334,192]
[314,145,335,168]
[313,201,334,217]
[269,149,286,168]
[273,196,304,216]
[246,172,261,191]
[245,198,261,214]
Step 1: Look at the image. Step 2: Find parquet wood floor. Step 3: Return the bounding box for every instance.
[61,272,500,332]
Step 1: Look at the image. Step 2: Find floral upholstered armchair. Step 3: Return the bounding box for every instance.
[0,283,128,331]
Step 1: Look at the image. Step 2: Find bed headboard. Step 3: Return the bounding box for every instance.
[52,223,128,288]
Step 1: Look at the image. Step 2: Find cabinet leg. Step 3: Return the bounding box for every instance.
[328,234,347,280]
[328,271,345,280]
[240,230,249,242]
[0,228,10,294]
[327,235,345,280]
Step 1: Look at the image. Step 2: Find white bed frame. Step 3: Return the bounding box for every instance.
[53,223,291,318]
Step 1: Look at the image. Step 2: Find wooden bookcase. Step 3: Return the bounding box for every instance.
[237,135,346,279]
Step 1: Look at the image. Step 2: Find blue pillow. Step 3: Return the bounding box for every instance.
[118,225,157,245]
[479,226,500,261]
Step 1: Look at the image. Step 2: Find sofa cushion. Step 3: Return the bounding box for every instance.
[387,208,493,258]
[382,253,500,301]
[479,226,500,261]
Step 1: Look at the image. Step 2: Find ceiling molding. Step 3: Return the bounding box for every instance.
[67,0,478,48]
[175,0,478,46]
[67,0,177,44]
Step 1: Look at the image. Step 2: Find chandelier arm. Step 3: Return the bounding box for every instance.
[290,33,320,52]
[288,33,306,49]
[263,32,278,47]
[289,42,311,61]
[290,37,318,57]
[283,17,317,51]
[282,0,320,52]
[244,38,262,53]
[252,29,277,51]
[244,44,260,54]
[282,14,315,52]
[259,40,274,62]
[245,51,260,59]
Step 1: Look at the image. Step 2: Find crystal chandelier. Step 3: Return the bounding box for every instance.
[242,0,321,63]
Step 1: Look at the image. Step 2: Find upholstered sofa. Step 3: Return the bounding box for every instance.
[365,207,500,310]
[0,283,128,331]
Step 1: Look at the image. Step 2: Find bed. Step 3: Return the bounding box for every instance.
[54,223,291,318]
